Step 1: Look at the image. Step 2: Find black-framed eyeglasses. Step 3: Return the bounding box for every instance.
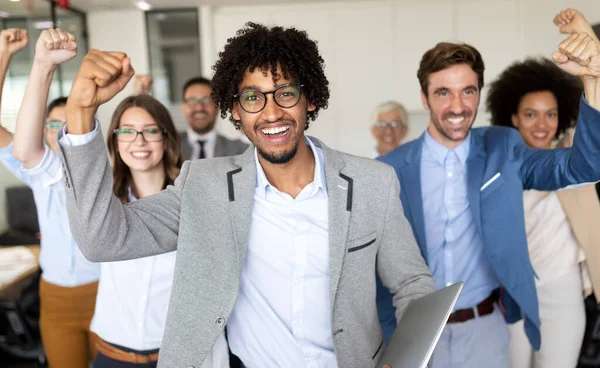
[45,121,65,132]
[373,121,407,130]
[184,96,213,106]
[113,128,166,142]
[233,83,303,114]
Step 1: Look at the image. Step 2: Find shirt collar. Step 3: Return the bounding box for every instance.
[187,128,217,144]
[423,129,471,166]
[255,136,327,199]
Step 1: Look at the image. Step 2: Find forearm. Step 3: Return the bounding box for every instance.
[582,78,600,111]
[12,61,55,167]
[59,128,183,261]
[65,105,97,134]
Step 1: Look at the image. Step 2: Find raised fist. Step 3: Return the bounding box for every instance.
[68,49,135,111]
[133,74,153,95]
[553,9,598,42]
[553,33,600,80]
[34,28,77,67]
[0,28,28,58]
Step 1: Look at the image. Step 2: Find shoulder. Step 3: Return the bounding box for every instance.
[333,150,396,183]
[217,134,249,149]
[377,138,420,168]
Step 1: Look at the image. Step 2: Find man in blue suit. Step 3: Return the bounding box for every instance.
[377,32,600,368]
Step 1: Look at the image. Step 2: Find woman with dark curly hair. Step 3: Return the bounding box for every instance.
[487,56,599,368]
[58,21,434,367]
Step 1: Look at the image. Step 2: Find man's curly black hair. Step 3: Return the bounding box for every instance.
[486,58,582,137]
[211,22,330,130]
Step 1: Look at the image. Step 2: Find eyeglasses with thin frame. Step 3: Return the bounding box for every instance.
[373,121,407,130]
[233,83,303,114]
[45,121,65,132]
[113,127,166,142]
[184,96,214,106]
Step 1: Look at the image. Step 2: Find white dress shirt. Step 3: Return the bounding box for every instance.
[227,138,337,368]
[90,190,177,350]
[187,128,217,159]
[0,143,99,287]
[522,190,584,282]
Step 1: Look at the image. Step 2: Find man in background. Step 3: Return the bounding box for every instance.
[180,76,248,160]
[371,100,409,157]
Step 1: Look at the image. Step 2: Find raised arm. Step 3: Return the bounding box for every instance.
[0,28,28,148]
[12,29,76,167]
[521,32,600,189]
[58,49,183,262]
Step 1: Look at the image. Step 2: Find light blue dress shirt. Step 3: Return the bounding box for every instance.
[420,131,499,309]
[0,143,99,287]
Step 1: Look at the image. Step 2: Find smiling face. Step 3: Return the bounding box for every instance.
[181,83,219,135]
[511,91,558,149]
[371,108,408,154]
[231,67,315,164]
[117,107,166,173]
[421,63,480,148]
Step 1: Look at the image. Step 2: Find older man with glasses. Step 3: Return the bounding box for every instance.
[371,101,409,158]
[179,76,248,160]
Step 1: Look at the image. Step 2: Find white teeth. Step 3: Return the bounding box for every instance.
[262,126,289,135]
[447,117,465,124]
[532,132,548,138]
[132,152,151,158]
[383,137,393,143]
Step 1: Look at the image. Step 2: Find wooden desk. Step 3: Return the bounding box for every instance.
[0,245,40,301]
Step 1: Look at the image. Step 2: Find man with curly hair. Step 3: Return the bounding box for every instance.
[54,22,435,367]
[377,10,600,368]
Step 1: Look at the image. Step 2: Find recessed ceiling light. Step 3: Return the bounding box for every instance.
[135,1,152,11]
[9,0,20,3]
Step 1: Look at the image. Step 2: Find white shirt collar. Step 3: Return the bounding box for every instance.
[254,137,328,200]
[187,128,217,145]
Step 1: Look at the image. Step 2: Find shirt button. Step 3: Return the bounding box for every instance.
[214,317,225,327]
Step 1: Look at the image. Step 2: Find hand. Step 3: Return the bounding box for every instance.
[553,8,597,41]
[0,28,28,59]
[34,28,77,67]
[68,49,135,111]
[133,74,153,95]
[553,33,600,80]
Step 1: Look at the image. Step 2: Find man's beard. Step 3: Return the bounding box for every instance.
[430,110,475,142]
[257,142,299,164]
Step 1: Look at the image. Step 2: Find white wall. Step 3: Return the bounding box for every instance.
[207,0,600,157]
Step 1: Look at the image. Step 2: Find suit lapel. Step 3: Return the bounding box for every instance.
[227,148,257,275]
[398,136,428,259]
[314,138,351,311]
[466,133,486,238]
[180,132,192,161]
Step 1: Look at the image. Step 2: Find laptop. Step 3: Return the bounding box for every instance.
[375,282,464,368]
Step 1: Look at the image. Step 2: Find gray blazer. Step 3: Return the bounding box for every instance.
[180,131,249,160]
[57,130,434,368]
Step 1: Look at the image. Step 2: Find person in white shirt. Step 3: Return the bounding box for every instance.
[179,76,248,160]
[371,101,409,158]
[486,10,599,367]
[0,28,100,368]
[91,93,182,368]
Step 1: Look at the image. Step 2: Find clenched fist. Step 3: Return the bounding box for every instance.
[553,33,600,80]
[0,28,28,59]
[34,28,77,67]
[68,49,135,111]
[554,8,599,42]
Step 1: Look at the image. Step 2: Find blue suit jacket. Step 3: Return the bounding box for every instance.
[377,97,600,350]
